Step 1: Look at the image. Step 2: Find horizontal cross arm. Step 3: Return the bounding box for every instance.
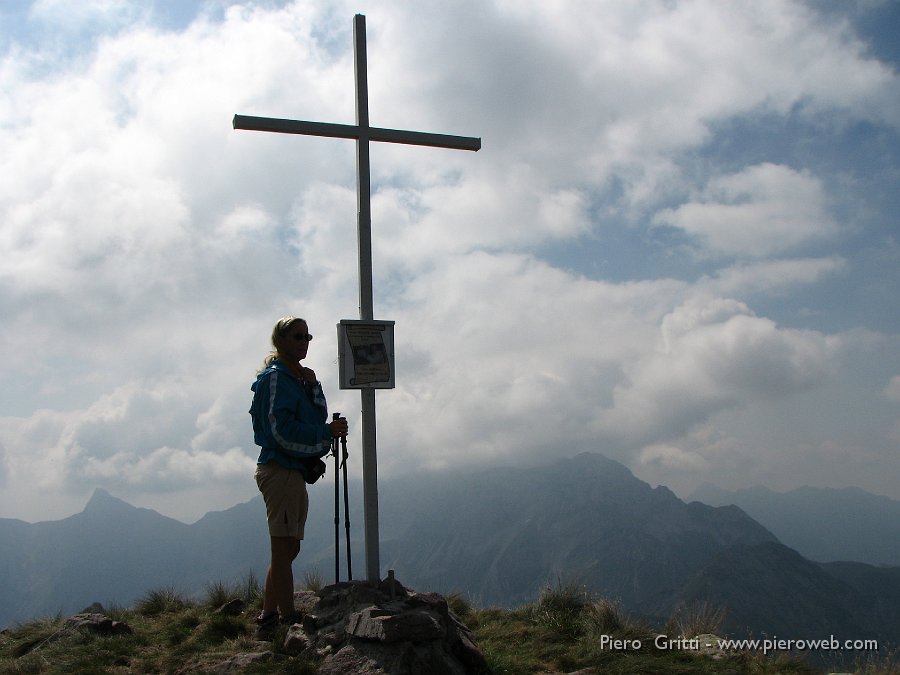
[233,114,480,152]
[368,126,481,152]
[234,115,360,140]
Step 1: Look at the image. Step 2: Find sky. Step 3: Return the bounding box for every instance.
[1,0,899,524]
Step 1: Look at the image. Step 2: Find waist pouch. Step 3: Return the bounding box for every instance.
[264,448,328,485]
[302,457,327,484]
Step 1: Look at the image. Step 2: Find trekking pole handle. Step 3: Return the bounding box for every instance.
[331,413,340,451]
[329,413,347,440]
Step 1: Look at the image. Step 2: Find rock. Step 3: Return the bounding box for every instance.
[378,575,410,601]
[80,602,106,614]
[214,598,245,616]
[208,650,282,673]
[450,627,488,674]
[320,639,473,675]
[691,633,730,661]
[66,613,133,636]
[288,577,489,674]
[283,623,312,654]
[346,606,445,643]
[317,643,383,675]
[293,589,320,615]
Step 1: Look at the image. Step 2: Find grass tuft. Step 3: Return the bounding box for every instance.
[204,570,263,611]
[204,580,239,610]
[136,586,192,616]
[446,591,474,621]
[301,568,325,593]
[583,597,627,636]
[664,600,727,639]
[527,577,591,640]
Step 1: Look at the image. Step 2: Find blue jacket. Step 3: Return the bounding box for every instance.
[250,358,333,474]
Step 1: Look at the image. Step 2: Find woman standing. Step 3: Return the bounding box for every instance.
[249,316,348,639]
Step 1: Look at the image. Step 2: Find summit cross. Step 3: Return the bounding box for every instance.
[233,13,481,584]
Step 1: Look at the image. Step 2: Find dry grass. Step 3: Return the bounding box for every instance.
[0,576,893,674]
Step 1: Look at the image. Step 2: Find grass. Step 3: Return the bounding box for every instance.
[463,579,876,675]
[0,576,896,674]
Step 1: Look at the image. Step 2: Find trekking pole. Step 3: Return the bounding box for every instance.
[332,412,340,584]
[340,430,352,580]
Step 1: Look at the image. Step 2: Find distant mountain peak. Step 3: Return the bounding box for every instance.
[83,488,135,514]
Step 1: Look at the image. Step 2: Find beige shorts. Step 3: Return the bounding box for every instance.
[255,461,309,539]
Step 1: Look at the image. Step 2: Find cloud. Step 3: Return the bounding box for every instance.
[372,251,683,471]
[594,295,842,447]
[1,0,898,522]
[699,256,847,297]
[81,446,253,486]
[0,376,257,517]
[886,376,900,403]
[637,424,738,475]
[457,0,900,205]
[653,164,839,258]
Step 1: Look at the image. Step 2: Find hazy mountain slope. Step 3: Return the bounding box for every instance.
[15,490,194,620]
[0,490,261,626]
[379,453,778,611]
[691,483,900,565]
[675,541,869,639]
[0,486,345,627]
[0,517,32,626]
[820,561,900,634]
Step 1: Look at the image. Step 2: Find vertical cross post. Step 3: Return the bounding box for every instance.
[234,14,480,584]
[353,16,380,585]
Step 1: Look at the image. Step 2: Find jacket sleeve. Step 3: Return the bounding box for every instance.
[253,371,332,458]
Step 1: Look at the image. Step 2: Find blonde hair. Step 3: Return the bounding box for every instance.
[261,315,306,370]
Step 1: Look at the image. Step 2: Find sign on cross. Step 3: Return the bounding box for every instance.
[234,13,481,584]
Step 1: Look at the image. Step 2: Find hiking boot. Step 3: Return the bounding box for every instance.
[253,611,279,641]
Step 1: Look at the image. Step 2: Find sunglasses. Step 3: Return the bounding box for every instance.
[290,333,313,342]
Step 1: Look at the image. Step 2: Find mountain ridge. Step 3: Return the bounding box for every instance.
[690,482,900,565]
[380,452,779,610]
[2,452,898,647]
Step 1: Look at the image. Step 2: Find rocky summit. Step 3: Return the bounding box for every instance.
[234,578,488,674]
